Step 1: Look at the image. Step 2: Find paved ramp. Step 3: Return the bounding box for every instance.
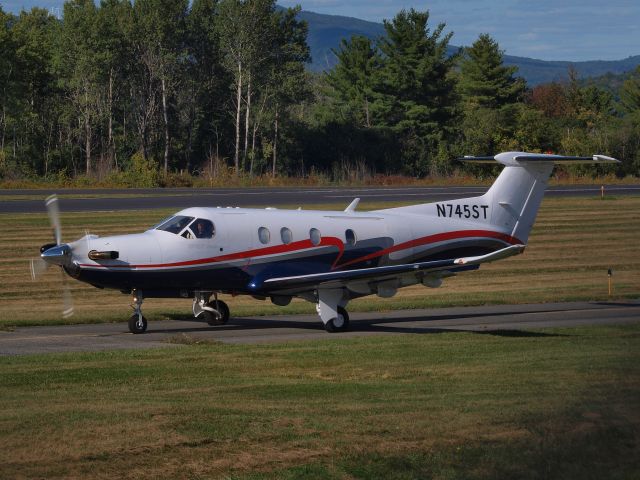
[1,301,638,355]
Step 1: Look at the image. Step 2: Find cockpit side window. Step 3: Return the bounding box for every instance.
[157,215,195,234]
[184,218,215,239]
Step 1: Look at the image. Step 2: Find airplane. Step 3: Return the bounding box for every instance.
[31,151,618,334]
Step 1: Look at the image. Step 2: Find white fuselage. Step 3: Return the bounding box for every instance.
[68,202,516,298]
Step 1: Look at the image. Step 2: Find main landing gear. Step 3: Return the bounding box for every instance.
[127,289,231,334]
[193,291,230,326]
[316,289,350,333]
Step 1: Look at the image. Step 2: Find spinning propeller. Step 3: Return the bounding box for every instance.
[30,194,75,319]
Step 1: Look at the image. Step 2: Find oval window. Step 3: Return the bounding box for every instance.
[280,227,293,245]
[345,229,356,246]
[258,226,270,244]
[309,228,321,246]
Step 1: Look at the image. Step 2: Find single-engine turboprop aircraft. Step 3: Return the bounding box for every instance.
[31,151,618,334]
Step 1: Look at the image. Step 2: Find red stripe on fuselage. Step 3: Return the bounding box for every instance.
[78,229,521,271]
[335,229,521,269]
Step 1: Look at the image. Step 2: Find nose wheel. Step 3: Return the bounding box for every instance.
[128,289,147,334]
[128,313,147,334]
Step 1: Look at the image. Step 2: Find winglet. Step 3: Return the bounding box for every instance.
[344,198,360,213]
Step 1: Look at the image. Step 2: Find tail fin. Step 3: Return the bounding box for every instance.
[466,152,619,243]
[379,151,618,245]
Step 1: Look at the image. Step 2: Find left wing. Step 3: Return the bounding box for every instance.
[253,244,525,294]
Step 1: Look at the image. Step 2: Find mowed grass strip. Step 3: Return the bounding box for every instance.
[0,324,638,479]
[0,197,638,328]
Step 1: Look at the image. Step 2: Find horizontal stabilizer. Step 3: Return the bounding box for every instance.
[459,151,619,166]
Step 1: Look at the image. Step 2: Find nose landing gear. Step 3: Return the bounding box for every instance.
[128,289,147,334]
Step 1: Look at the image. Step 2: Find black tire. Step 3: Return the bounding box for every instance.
[325,306,349,333]
[204,300,230,326]
[128,314,147,334]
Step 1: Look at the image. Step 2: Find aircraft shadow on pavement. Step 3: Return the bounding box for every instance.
[593,301,640,308]
[155,310,568,338]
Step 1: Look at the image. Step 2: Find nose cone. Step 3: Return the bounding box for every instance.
[41,244,71,266]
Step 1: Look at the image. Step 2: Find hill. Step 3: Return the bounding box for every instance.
[299,10,640,86]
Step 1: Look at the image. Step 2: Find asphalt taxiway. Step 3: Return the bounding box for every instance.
[2,184,639,213]
[1,301,638,355]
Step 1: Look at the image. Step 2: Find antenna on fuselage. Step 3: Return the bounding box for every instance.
[344,198,360,213]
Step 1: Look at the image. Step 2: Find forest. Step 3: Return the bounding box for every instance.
[1,0,639,186]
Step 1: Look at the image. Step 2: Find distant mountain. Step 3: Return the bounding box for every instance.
[298,11,386,71]
[298,10,640,86]
[500,54,640,86]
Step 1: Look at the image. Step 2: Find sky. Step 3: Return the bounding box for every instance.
[278,0,640,62]
[3,0,639,62]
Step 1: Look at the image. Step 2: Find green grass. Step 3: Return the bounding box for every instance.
[0,324,638,479]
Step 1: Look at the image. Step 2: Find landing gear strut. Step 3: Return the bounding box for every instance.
[128,289,147,334]
[193,292,230,326]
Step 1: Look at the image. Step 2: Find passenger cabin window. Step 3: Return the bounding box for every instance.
[157,216,194,234]
[258,226,271,244]
[280,227,293,244]
[183,218,215,239]
[309,228,321,246]
[345,229,356,246]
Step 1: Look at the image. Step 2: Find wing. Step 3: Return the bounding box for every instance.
[252,244,525,295]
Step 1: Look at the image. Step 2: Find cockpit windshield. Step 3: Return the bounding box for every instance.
[156,215,194,234]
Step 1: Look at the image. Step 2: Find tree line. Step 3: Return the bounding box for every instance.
[1,2,639,184]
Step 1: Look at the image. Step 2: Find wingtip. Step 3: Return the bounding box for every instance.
[593,154,620,163]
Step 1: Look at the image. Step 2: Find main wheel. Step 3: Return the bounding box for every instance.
[204,300,230,326]
[325,306,349,333]
[128,314,147,334]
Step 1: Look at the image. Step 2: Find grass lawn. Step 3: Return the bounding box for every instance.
[0,323,638,479]
[0,195,638,329]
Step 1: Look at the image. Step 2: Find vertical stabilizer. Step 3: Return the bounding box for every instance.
[469,151,618,243]
[378,152,618,245]
[481,162,552,244]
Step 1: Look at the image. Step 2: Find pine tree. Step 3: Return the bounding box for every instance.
[458,33,525,109]
[324,35,380,128]
[375,9,458,174]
